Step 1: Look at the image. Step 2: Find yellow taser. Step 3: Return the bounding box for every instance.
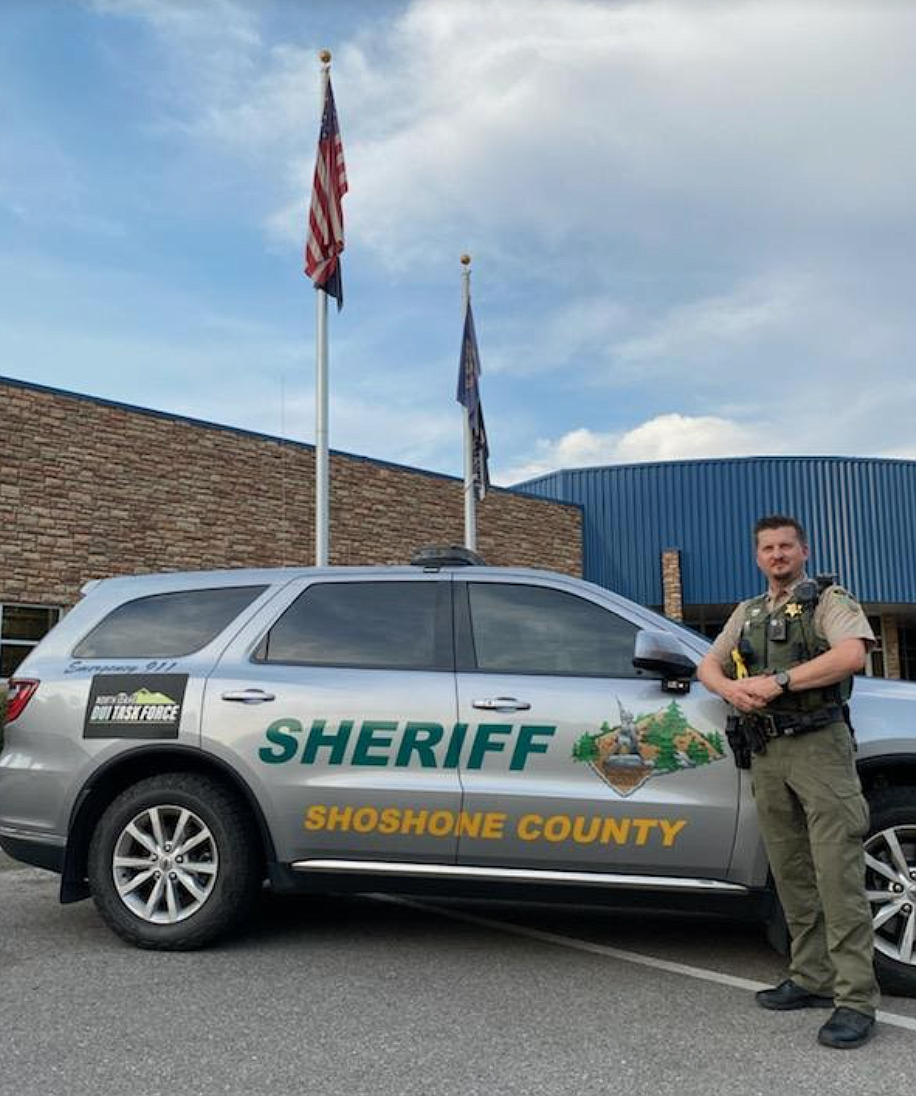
[731,647,749,679]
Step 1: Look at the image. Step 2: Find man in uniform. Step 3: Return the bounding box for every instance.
[697,515,879,1048]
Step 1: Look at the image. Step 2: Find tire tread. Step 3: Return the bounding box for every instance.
[866,784,916,997]
[88,772,261,951]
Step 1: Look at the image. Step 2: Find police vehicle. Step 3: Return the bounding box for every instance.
[2,549,915,995]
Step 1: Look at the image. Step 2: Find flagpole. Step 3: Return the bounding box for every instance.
[460,253,476,551]
[314,50,332,567]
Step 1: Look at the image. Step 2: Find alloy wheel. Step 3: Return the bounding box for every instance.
[111,804,219,924]
[864,824,916,967]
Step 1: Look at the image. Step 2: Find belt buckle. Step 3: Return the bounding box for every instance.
[759,713,780,738]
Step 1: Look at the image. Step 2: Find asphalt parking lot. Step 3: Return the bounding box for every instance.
[1,852,913,1096]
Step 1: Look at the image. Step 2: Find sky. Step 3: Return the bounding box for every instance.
[1,0,915,485]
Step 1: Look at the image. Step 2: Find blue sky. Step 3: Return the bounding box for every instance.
[2,0,915,484]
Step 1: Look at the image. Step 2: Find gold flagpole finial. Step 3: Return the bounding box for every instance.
[460,254,471,266]
[319,49,332,64]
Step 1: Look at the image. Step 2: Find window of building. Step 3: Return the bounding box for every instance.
[0,604,63,679]
[866,616,884,678]
[898,625,916,683]
[73,586,267,659]
[258,581,451,670]
[467,583,641,677]
[682,607,731,641]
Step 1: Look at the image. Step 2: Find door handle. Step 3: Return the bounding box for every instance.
[471,697,531,712]
[221,689,276,704]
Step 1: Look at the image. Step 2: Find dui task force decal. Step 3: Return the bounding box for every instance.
[572,699,726,798]
[84,674,189,739]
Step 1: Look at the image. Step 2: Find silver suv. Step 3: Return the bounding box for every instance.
[2,552,915,994]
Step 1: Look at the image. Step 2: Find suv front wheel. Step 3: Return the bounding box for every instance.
[865,785,916,996]
[87,773,262,949]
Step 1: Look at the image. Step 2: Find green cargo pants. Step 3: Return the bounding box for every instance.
[750,721,880,1016]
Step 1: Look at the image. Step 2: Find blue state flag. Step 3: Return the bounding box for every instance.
[457,301,490,500]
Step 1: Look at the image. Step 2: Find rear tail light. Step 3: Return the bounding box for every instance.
[4,679,39,724]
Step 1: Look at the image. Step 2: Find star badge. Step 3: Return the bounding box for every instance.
[785,603,804,618]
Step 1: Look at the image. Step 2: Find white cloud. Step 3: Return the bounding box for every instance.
[614,278,801,366]
[86,0,916,269]
[878,446,916,461]
[13,0,914,481]
[612,413,779,463]
[594,271,815,388]
[482,271,810,382]
[502,412,784,483]
[339,0,916,267]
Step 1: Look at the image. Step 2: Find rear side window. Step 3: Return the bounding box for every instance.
[73,586,267,658]
[468,582,641,677]
[258,581,450,670]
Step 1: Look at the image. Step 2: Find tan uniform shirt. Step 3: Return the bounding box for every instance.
[708,575,875,671]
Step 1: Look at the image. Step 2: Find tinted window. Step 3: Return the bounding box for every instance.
[73,586,266,658]
[468,583,641,676]
[260,581,448,669]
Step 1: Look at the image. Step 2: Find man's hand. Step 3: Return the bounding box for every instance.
[724,639,868,709]
[741,674,783,704]
[698,653,782,711]
[719,678,772,713]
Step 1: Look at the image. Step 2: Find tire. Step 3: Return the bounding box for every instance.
[864,785,916,996]
[87,773,262,950]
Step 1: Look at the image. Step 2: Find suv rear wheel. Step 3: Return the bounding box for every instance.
[87,773,261,949]
[864,785,916,996]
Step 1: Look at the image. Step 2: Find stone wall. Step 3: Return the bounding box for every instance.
[880,614,901,680]
[0,379,582,608]
[661,549,683,621]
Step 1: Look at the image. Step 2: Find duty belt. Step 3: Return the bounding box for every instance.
[749,705,845,739]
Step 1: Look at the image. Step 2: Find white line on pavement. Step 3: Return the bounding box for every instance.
[378,896,916,1035]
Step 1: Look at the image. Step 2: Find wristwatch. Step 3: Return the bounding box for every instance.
[774,670,792,692]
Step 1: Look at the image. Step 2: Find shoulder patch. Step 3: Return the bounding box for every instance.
[828,586,859,611]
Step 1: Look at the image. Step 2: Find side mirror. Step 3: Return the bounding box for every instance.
[633,630,697,693]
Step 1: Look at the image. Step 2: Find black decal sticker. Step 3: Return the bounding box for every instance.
[84,674,189,739]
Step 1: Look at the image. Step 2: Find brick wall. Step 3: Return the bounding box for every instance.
[880,614,901,680]
[661,549,683,621]
[0,379,582,608]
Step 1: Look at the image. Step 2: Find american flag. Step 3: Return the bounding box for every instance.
[304,76,348,309]
[457,300,490,500]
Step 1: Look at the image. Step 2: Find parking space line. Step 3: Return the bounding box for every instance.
[378,896,916,1035]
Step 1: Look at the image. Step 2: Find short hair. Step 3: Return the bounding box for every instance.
[754,514,808,546]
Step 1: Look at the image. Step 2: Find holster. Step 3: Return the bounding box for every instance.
[725,715,753,770]
[725,714,771,769]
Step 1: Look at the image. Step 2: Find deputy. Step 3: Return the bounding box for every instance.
[697,514,879,1049]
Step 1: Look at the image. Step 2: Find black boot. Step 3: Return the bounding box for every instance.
[817,1008,875,1049]
[755,979,834,1011]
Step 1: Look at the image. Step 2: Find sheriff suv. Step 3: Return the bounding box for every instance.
[2,550,915,995]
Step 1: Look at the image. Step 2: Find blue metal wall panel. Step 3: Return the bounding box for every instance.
[518,457,916,606]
